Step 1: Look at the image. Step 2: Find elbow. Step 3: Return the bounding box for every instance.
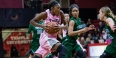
[68,32,73,36]
[30,20,33,25]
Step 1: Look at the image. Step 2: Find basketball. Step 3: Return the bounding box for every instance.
[46,22,59,34]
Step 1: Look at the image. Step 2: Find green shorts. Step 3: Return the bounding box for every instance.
[105,39,116,58]
[31,39,40,52]
[61,37,81,58]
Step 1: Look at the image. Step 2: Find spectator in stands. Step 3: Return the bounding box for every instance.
[91,28,100,42]
[90,40,94,44]
[86,18,92,27]
[84,37,91,50]
[80,36,85,47]
[92,33,99,43]
[82,20,86,28]
[98,36,105,43]
[101,28,107,40]
[85,33,91,41]
[88,33,92,38]
[98,21,105,33]
[84,20,91,38]
[85,18,92,38]
[97,28,101,34]
[84,37,91,57]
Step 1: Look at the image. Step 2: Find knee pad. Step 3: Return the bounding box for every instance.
[34,55,40,58]
[57,44,67,55]
[100,51,113,58]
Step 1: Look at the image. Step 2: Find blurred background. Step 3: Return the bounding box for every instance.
[0,0,116,58]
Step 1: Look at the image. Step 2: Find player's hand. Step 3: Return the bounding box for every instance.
[43,24,50,32]
[88,25,95,30]
[54,26,60,32]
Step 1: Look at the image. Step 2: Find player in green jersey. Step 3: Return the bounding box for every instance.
[99,7,116,58]
[26,15,44,58]
[61,4,95,58]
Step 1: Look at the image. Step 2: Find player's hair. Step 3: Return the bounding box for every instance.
[100,6,114,18]
[41,0,59,11]
[69,4,79,17]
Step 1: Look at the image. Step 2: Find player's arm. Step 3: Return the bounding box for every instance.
[58,29,63,39]
[68,20,94,36]
[59,10,68,29]
[26,24,33,36]
[106,18,116,32]
[30,12,47,28]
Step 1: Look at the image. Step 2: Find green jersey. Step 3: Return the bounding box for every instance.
[104,16,116,58]
[105,16,116,39]
[26,21,43,52]
[68,17,84,40]
[62,17,84,58]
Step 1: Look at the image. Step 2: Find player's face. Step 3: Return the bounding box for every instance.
[71,7,79,18]
[64,14,69,22]
[98,10,105,21]
[53,4,61,15]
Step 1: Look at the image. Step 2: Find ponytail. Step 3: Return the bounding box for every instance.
[107,11,114,18]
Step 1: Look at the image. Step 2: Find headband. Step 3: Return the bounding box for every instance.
[50,1,59,7]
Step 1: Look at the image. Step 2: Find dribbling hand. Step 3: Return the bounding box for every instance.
[54,26,60,32]
[43,25,49,32]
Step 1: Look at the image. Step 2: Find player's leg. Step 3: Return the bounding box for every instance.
[74,49,86,58]
[52,42,67,58]
[29,49,34,58]
[100,51,113,58]
[34,46,49,58]
[33,46,42,58]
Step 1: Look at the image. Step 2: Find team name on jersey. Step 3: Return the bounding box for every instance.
[35,27,43,29]
[49,19,60,24]
[77,24,86,29]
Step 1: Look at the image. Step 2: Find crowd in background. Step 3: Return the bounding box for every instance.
[76,17,116,56]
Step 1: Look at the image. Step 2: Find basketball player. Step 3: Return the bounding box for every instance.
[30,0,68,58]
[64,13,86,50]
[27,3,49,58]
[26,18,43,58]
[45,13,69,58]
[99,7,116,58]
[61,4,95,58]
